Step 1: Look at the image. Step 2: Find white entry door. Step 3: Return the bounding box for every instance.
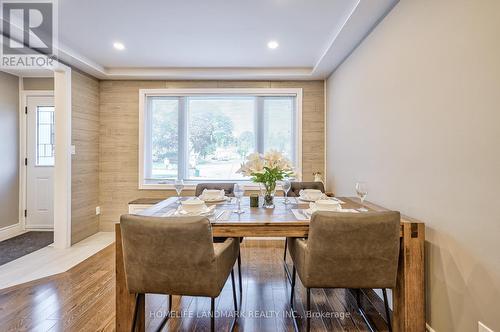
[26,96,55,229]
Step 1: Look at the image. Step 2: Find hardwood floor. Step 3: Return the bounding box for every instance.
[0,240,390,332]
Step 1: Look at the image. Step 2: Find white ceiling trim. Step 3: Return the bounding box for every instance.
[312,0,399,78]
[312,0,361,76]
[9,0,399,80]
[103,67,314,80]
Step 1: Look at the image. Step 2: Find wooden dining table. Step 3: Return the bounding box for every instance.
[115,196,425,332]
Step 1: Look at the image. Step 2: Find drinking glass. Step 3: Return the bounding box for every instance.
[174,179,184,203]
[233,183,245,214]
[282,179,291,205]
[355,181,368,212]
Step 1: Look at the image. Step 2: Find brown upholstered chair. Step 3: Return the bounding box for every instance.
[283,182,326,264]
[120,214,240,332]
[288,211,400,332]
[194,182,242,294]
[195,183,236,197]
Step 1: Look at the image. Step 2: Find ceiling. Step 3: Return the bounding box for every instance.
[7,0,399,79]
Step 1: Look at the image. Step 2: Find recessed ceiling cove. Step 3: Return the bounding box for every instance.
[57,0,398,79]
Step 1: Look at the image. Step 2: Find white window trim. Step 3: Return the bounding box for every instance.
[138,88,303,190]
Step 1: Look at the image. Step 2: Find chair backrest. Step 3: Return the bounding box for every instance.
[195,183,236,197]
[120,214,217,296]
[306,211,400,289]
[289,181,325,197]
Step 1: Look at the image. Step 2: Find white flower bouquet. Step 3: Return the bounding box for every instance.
[238,150,294,208]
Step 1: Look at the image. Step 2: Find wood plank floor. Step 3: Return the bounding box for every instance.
[0,240,390,332]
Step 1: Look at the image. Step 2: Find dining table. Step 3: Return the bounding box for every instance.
[115,196,425,332]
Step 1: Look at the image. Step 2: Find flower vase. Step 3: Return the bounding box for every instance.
[260,183,276,209]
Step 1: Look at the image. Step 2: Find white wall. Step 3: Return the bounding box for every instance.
[326,0,500,331]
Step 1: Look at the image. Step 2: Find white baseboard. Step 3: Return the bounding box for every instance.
[427,323,437,332]
[0,223,26,242]
[25,225,54,231]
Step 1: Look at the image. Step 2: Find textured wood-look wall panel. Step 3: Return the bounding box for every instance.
[71,71,100,244]
[99,80,324,231]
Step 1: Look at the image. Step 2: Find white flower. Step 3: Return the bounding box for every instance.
[237,150,294,177]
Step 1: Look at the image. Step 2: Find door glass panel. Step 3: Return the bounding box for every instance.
[36,106,55,166]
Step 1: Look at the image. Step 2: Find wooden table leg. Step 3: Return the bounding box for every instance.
[116,224,145,332]
[393,222,425,331]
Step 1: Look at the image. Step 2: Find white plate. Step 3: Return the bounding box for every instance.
[298,195,326,202]
[298,195,344,203]
[304,208,314,216]
[198,196,228,203]
[305,207,358,215]
[175,205,215,216]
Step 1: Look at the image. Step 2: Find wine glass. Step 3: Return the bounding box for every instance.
[174,179,184,203]
[282,179,291,205]
[233,183,245,214]
[355,181,368,212]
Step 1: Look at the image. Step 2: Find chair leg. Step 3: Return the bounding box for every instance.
[290,265,296,307]
[382,289,392,332]
[155,294,173,332]
[355,288,361,308]
[283,238,288,261]
[355,289,376,332]
[231,269,238,312]
[306,288,311,332]
[237,252,242,295]
[211,297,215,332]
[131,293,142,332]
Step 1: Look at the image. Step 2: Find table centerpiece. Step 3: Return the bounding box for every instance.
[238,151,294,208]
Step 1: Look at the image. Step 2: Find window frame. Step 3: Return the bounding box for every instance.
[139,88,303,190]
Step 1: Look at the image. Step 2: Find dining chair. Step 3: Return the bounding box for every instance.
[283,181,326,265]
[120,214,240,332]
[195,182,236,197]
[195,182,242,294]
[288,211,400,332]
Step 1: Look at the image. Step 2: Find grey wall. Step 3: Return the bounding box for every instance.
[326,0,500,331]
[0,71,19,229]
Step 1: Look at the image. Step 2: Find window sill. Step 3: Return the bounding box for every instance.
[139,181,288,191]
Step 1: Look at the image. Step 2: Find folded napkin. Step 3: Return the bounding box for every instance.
[292,208,359,221]
[331,197,346,204]
[339,208,359,213]
[182,205,215,215]
[292,209,310,221]
[161,209,176,217]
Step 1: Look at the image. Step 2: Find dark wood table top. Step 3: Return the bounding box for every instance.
[138,196,365,224]
[132,196,422,237]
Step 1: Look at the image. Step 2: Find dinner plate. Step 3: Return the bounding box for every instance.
[175,205,215,216]
[298,195,326,202]
[304,208,314,216]
[298,195,344,203]
[305,207,358,215]
[198,196,229,203]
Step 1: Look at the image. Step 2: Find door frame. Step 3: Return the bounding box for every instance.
[19,90,55,232]
[18,64,72,248]
[53,66,72,249]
